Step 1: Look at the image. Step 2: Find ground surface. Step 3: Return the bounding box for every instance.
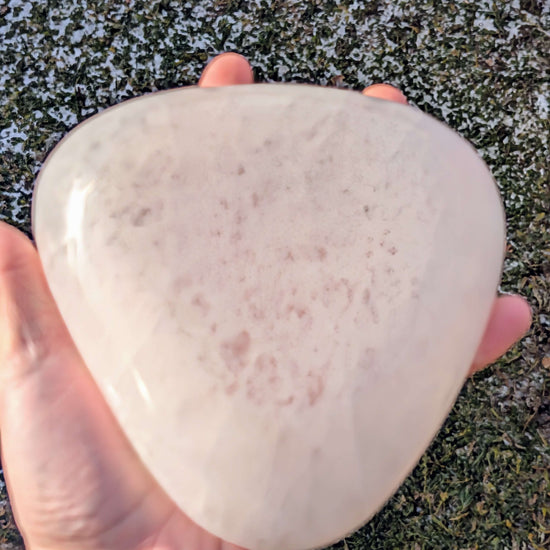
[0,1,549,549]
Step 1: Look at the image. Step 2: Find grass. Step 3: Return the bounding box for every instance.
[1,1,549,548]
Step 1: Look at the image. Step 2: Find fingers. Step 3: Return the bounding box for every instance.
[362,83,534,377]
[360,84,534,377]
[362,83,408,105]
[360,82,532,378]
[469,295,532,375]
[197,54,405,108]
[198,52,254,88]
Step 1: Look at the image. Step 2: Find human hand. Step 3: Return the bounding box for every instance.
[0,53,532,550]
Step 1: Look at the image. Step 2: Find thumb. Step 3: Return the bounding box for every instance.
[0,221,177,549]
[0,222,73,380]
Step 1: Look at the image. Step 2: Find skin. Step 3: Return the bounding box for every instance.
[0,53,532,550]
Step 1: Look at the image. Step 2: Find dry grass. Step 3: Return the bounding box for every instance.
[1,1,548,548]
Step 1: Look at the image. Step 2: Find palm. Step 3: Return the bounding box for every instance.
[1,341,237,550]
[0,53,531,550]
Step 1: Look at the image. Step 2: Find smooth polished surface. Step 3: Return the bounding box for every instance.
[32,84,505,550]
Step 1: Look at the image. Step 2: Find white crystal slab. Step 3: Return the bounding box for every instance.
[32,84,505,550]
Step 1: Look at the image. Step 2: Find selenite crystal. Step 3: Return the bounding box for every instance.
[32,84,505,550]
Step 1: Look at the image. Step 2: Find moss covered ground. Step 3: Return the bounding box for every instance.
[0,1,548,548]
